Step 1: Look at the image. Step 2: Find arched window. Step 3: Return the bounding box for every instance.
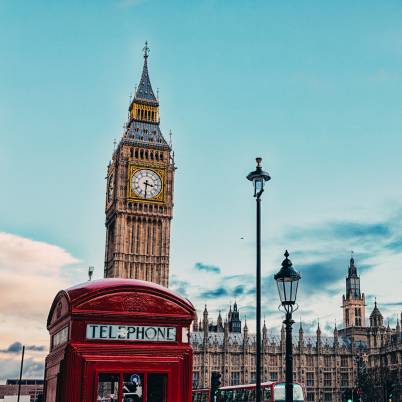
[134,149,139,158]
[140,149,144,158]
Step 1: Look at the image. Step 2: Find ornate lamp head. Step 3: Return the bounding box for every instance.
[274,250,301,313]
[246,157,271,198]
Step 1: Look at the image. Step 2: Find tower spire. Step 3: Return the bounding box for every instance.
[133,41,158,105]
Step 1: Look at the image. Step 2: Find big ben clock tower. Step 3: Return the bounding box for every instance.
[104,42,174,287]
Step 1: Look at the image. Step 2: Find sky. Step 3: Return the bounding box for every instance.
[1,0,402,380]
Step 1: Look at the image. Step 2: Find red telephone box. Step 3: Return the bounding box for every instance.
[44,279,195,402]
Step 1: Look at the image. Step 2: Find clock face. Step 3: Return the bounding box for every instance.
[131,169,162,199]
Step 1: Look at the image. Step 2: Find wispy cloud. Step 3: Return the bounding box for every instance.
[288,221,392,243]
[0,342,45,354]
[194,262,221,274]
[200,287,228,299]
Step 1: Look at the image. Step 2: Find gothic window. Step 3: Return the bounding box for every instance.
[324,356,331,367]
[341,356,348,367]
[341,372,348,387]
[155,153,159,161]
[135,149,139,158]
[233,354,240,365]
[307,392,315,401]
[192,372,200,389]
[150,152,154,160]
[160,152,164,161]
[230,372,240,386]
[306,355,313,367]
[306,372,314,387]
[324,373,331,387]
[145,150,149,159]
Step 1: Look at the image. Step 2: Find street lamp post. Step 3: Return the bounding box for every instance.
[247,157,271,402]
[274,251,301,402]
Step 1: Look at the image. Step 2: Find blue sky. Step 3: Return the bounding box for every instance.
[1,0,402,379]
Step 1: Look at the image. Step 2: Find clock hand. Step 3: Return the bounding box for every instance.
[144,179,151,198]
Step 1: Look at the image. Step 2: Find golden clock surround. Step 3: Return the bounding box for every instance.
[127,163,167,203]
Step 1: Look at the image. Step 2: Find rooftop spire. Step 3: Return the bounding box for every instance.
[134,41,158,105]
[316,320,321,335]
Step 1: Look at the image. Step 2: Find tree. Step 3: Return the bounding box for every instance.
[355,355,382,402]
[356,355,399,402]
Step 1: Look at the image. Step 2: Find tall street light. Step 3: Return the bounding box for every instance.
[247,157,271,402]
[274,250,301,402]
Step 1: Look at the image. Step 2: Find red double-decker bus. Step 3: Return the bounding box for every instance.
[193,381,305,402]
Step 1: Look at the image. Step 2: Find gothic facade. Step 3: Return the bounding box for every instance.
[104,43,174,287]
[190,258,402,402]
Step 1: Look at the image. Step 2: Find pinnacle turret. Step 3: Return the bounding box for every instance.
[262,320,268,339]
[370,299,384,328]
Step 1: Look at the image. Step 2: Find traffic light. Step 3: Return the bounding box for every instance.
[211,372,222,401]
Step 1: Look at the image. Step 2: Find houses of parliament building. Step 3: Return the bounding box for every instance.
[104,44,402,402]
